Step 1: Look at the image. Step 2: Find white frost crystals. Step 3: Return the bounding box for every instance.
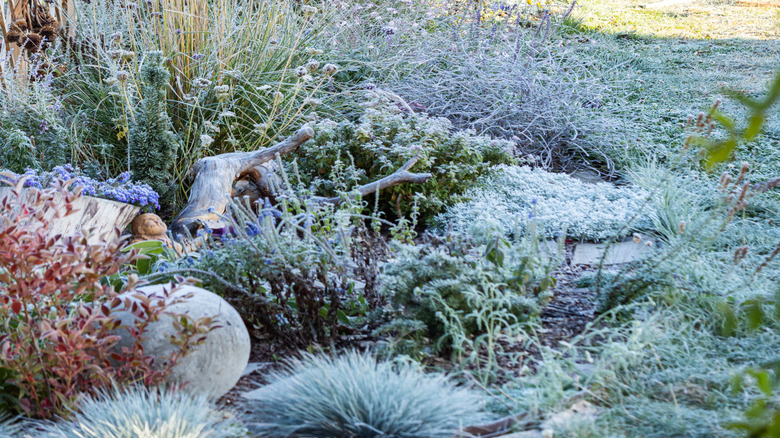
[434,165,654,242]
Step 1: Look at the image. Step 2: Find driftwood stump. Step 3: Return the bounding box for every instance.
[170,127,314,238]
[170,125,433,239]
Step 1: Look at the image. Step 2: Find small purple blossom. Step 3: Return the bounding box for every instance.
[7,166,160,210]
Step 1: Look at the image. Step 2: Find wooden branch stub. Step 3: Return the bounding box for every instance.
[170,126,314,238]
[315,153,432,205]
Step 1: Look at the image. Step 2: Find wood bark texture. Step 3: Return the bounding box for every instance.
[171,126,435,239]
[170,126,315,238]
[0,187,139,244]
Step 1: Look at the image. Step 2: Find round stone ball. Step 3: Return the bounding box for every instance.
[113,283,250,399]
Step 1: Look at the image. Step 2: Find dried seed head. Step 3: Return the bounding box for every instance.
[115,70,129,83]
[200,134,215,147]
[322,63,339,76]
[306,59,320,72]
[39,24,58,41]
[192,77,211,88]
[294,66,307,78]
[6,30,22,44]
[22,33,43,52]
[302,5,318,17]
[12,19,28,32]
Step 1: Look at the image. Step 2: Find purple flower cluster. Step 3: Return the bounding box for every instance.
[12,165,160,210]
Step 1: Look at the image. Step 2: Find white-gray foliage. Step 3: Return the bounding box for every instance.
[0,416,18,438]
[244,351,489,438]
[38,386,242,438]
[434,165,653,242]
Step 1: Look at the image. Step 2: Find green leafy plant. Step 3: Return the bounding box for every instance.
[0,175,214,418]
[244,351,490,438]
[694,70,780,168]
[294,105,515,219]
[39,385,243,438]
[380,226,561,380]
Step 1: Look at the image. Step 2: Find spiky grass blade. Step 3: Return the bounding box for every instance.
[245,351,489,438]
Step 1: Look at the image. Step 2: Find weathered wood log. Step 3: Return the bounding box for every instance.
[170,126,314,238]
[232,161,281,207]
[171,127,434,239]
[311,152,432,205]
[0,187,139,244]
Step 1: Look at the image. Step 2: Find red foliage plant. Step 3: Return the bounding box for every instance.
[0,174,215,418]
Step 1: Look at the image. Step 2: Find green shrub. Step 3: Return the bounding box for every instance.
[244,351,490,438]
[127,51,181,204]
[39,385,241,438]
[295,105,515,219]
[435,164,652,241]
[149,196,385,347]
[380,230,561,361]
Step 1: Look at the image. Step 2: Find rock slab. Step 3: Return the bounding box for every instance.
[572,240,655,266]
[114,284,250,399]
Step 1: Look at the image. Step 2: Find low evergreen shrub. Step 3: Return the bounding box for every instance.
[435,165,653,241]
[294,105,515,219]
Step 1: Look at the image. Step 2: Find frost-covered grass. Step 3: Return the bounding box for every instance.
[434,165,653,242]
[39,386,241,438]
[244,351,490,438]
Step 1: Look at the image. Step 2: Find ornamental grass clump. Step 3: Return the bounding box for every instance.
[39,385,240,438]
[245,351,490,438]
[0,416,17,438]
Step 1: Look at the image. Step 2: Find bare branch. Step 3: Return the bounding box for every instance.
[314,153,432,205]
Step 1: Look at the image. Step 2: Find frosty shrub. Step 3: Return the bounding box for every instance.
[434,165,653,241]
[244,351,489,438]
[0,58,69,173]
[39,386,240,438]
[152,196,387,347]
[295,106,514,219]
[379,232,560,360]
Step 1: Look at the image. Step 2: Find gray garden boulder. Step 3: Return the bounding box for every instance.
[113,283,250,399]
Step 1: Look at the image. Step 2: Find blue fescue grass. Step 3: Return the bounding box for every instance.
[39,386,242,438]
[245,351,490,438]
